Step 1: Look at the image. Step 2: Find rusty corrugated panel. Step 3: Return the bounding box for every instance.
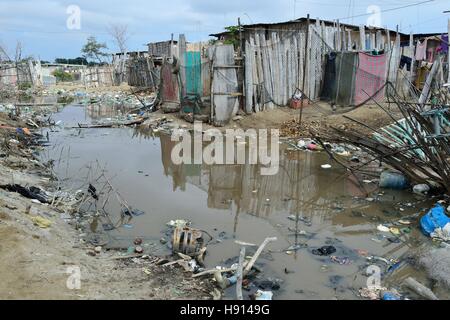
[160,62,180,103]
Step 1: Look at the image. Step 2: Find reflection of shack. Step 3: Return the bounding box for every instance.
[86,104,127,119]
[158,135,351,224]
[160,133,205,192]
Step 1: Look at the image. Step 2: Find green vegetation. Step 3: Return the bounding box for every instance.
[54,57,88,65]
[52,69,74,82]
[17,82,32,91]
[223,25,242,48]
[81,36,109,64]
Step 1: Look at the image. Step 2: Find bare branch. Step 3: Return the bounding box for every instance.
[107,23,130,54]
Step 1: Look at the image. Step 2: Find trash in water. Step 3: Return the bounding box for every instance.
[167,219,190,228]
[102,223,115,231]
[253,290,273,300]
[389,227,401,236]
[121,207,146,217]
[420,204,450,237]
[382,291,401,300]
[321,164,332,169]
[413,184,430,195]
[172,226,205,256]
[88,184,98,200]
[330,256,352,265]
[379,171,409,190]
[377,225,390,233]
[312,246,336,256]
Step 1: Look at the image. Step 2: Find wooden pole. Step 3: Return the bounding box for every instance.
[236,246,245,300]
[299,14,310,124]
[239,17,245,113]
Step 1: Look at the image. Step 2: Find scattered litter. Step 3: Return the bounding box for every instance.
[172,226,205,256]
[377,225,390,233]
[379,171,409,190]
[330,256,352,265]
[167,219,190,228]
[31,216,52,228]
[312,246,336,256]
[253,290,273,300]
[389,227,401,236]
[122,208,146,217]
[420,204,450,238]
[359,287,386,300]
[413,184,430,195]
[382,291,402,300]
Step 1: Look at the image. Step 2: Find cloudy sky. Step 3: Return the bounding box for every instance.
[0,0,449,61]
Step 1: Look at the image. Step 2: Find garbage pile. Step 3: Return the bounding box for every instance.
[312,85,450,194]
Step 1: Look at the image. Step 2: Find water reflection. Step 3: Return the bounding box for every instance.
[134,127,369,228]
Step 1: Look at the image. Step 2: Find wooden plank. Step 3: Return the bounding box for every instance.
[249,33,260,112]
[179,34,187,96]
[245,39,254,114]
[260,32,274,110]
[211,45,239,125]
[360,25,366,51]
[253,31,263,112]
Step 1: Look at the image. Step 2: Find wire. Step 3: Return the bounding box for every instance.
[338,0,435,21]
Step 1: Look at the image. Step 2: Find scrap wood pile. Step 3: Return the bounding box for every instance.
[160,228,278,300]
[312,87,450,194]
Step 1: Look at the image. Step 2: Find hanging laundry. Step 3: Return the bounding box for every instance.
[437,35,448,54]
[400,55,412,71]
[415,39,428,61]
[427,48,434,63]
[354,52,387,106]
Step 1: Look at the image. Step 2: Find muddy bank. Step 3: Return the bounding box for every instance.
[0,112,214,300]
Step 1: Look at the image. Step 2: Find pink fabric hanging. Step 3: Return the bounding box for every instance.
[415,39,428,61]
[354,52,387,106]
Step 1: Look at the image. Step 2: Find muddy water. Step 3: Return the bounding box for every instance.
[42,104,447,300]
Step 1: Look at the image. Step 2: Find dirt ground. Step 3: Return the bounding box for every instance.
[0,112,214,300]
[148,100,403,138]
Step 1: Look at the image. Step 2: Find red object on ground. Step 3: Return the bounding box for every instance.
[290,99,310,109]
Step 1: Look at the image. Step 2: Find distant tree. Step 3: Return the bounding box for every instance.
[107,23,130,54]
[52,69,74,82]
[55,57,88,65]
[81,36,109,64]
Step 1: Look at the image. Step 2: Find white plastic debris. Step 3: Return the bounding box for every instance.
[377,225,390,233]
[255,290,273,300]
